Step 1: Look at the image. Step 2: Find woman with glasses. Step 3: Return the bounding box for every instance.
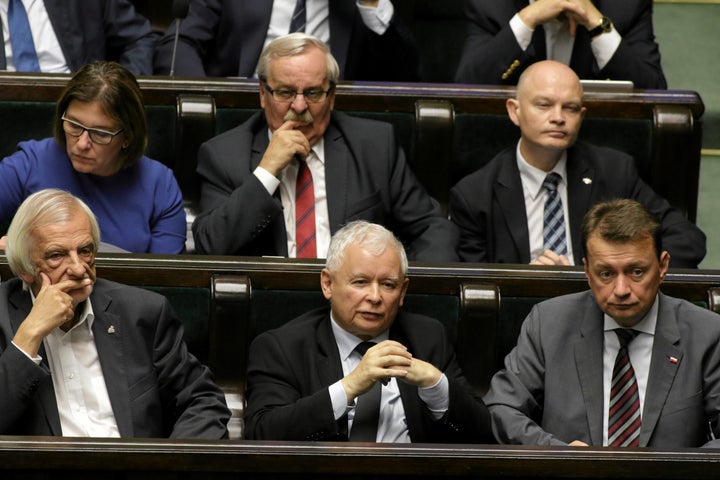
[0,61,186,254]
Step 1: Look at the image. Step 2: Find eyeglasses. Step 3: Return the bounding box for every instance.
[263,82,335,104]
[61,114,124,145]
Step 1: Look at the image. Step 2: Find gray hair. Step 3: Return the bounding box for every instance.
[6,189,100,280]
[325,221,408,277]
[257,32,340,85]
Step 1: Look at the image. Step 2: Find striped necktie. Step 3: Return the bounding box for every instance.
[289,0,307,33]
[542,172,567,255]
[295,159,316,258]
[608,328,641,447]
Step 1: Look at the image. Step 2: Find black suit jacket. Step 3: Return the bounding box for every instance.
[0,278,230,438]
[0,0,157,75]
[244,307,493,443]
[154,0,419,81]
[192,110,459,262]
[449,141,705,268]
[455,0,667,89]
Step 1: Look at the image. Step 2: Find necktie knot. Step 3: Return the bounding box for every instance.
[543,172,561,192]
[615,328,639,349]
[354,341,376,356]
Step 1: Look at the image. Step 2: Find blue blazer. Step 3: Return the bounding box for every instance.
[0,0,157,75]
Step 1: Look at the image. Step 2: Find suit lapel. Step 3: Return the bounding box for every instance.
[574,298,606,445]
[495,157,531,263]
[43,0,75,70]
[251,122,288,255]
[238,1,273,76]
[640,294,682,447]
[8,284,61,434]
[323,122,350,235]
[566,146,595,258]
[90,288,134,437]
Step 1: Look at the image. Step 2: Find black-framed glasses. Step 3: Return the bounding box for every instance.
[263,82,335,103]
[61,114,124,145]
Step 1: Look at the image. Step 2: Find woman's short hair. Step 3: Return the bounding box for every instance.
[6,189,100,280]
[257,32,340,86]
[54,61,147,168]
[325,221,408,277]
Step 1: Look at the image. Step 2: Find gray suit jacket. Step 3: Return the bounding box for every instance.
[0,278,230,438]
[192,111,459,261]
[484,291,720,447]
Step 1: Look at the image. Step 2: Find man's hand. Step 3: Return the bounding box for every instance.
[519,0,602,36]
[401,357,442,389]
[341,340,412,404]
[569,440,589,446]
[12,273,91,357]
[531,249,571,266]
[259,120,311,177]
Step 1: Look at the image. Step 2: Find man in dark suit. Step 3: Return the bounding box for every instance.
[455,0,666,89]
[485,199,720,447]
[192,33,458,261]
[154,0,419,81]
[0,189,230,438]
[244,220,493,442]
[0,0,157,75]
[449,60,704,268]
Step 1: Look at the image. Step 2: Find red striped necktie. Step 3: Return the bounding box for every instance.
[608,328,641,447]
[295,159,316,258]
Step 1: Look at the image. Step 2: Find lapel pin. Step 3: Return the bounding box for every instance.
[108,325,116,334]
[669,356,678,364]
[582,177,592,185]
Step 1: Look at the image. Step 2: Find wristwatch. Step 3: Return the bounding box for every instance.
[588,16,613,39]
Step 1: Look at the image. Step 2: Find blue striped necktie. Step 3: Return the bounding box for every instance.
[542,172,567,256]
[8,0,40,72]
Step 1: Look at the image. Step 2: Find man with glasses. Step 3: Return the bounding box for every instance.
[192,33,458,261]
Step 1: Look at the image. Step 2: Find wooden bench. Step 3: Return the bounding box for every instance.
[3,254,719,439]
[0,73,704,228]
[2,436,720,479]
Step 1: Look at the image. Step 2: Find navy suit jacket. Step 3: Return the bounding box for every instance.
[153,0,419,81]
[448,141,706,268]
[455,0,667,89]
[485,291,720,447]
[192,110,459,262]
[0,278,230,438]
[0,0,157,75]
[245,307,493,443]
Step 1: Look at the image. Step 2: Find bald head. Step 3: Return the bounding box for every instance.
[516,60,584,101]
[506,60,586,169]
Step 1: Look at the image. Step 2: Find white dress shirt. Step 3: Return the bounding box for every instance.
[601,296,657,445]
[327,314,449,443]
[255,134,331,258]
[509,1,621,71]
[0,0,70,72]
[258,0,394,77]
[516,141,574,264]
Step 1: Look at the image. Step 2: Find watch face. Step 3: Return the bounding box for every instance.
[600,16,612,32]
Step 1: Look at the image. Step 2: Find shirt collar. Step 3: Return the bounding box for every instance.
[516,140,568,200]
[330,311,390,361]
[603,294,659,336]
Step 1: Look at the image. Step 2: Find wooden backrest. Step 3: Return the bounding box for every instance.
[0,73,704,223]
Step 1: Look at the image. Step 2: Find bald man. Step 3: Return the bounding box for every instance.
[449,60,704,268]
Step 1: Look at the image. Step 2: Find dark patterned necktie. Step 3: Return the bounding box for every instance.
[349,341,380,442]
[608,328,641,447]
[542,172,567,255]
[289,0,307,33]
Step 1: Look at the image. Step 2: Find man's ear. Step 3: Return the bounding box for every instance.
[320,268,333,301]
[506,98,521,127]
